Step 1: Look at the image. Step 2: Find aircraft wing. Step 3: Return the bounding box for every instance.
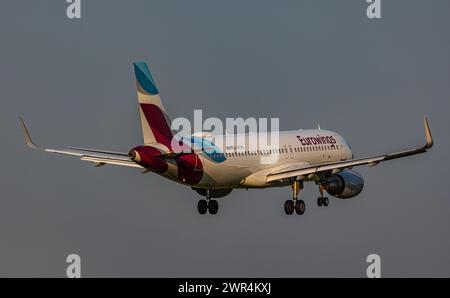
[266,116,433,183]
[19,118,143,169]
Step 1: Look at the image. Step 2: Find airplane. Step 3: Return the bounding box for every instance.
[19,61,434,215]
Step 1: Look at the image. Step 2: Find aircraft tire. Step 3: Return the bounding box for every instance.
[317,197,323,207]
[197,200,208,215]
[208,200,219,215]
[295,200,305,215]
[284,200,294,215]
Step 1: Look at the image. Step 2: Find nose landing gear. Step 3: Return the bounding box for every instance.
[317,183,329,207]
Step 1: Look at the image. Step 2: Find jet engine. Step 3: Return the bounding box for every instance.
[322,170,364,199]
[128,146,168,174]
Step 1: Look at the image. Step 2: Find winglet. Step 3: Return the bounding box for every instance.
[18,117,42,150]
[423,116,433,149]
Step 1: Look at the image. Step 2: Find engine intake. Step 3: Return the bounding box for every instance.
[322,170,364,199]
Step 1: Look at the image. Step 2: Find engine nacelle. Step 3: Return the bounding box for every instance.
[128,146,168,174]
[323,170,364,199]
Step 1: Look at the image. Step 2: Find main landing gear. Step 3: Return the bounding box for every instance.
[197,189,219,215]
[284,180,305,215]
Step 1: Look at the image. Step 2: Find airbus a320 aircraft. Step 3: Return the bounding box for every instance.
[20,62,434,215]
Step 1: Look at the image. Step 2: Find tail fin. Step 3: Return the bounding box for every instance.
[134,62,173,148]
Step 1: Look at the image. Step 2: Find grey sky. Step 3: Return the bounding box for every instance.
[0,0,449,277]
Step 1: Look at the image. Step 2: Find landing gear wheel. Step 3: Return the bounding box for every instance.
[208,200,219,215]
[317,197,323,207]
[295,200,305,215]
[322,197,329,207]
[197,200,208,215]
[284,200,294,215]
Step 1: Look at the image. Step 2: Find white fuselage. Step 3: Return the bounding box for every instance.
[161,129,353,189]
